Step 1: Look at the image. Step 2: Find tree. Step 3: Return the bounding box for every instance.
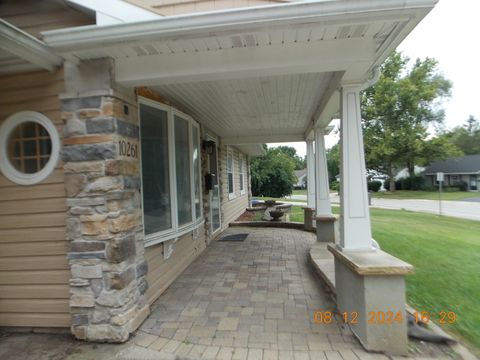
[326,143,340,183]
[440,116,480,155]
[361,52,453,190]
[272,146,306,170]
[250,147,296,197]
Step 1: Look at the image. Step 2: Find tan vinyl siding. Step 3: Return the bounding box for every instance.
[220,146,249,227]
[145,229,207,304]
[0,69,69,328]
[127,0,287,16]
[0,0,94,39]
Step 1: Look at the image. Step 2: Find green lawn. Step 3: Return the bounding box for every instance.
[373,190,480,201]
[292,189,307,195]
[290,205,480,353]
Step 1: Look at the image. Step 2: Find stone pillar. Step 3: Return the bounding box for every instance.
[314,127,335,242]
[62,60,149,342]
[339,85,371,250]
[306,140,315,208]
[303,207,314,231]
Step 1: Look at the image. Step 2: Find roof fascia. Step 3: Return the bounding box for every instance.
[42,0,437,50]
[0,19,63,71]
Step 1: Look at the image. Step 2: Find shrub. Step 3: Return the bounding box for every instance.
[368,180,382,192]
[330,180,340,191]
[458,181,468,191]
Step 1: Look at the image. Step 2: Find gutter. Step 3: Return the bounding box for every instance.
[42,0,437,50]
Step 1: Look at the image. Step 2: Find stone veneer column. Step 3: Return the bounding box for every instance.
[62,94,149,342]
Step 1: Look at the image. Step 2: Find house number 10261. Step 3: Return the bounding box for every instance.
[119,140,138,158]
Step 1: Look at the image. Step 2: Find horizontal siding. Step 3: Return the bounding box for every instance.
[0,0,94,39]
[0,69,69,328]
[128,0,281,16]
[220,146,249,228]
[145,229,207,305]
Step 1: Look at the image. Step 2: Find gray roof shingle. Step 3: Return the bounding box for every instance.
[424,154,480,174]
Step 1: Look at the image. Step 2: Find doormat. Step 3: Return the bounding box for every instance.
[219,233,249,242]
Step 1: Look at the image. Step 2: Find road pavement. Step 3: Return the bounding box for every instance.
[285,194,480,221]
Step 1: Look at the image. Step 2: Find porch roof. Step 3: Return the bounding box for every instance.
[0,19,63,75]
[42,0,436,143]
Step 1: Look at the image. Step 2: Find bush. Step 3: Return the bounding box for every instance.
[330,180,340,191]
[458,181,468,191]
[368,180,382,192]
[398,175,426,190]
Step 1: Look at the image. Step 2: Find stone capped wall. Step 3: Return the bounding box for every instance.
[62,95,149,342]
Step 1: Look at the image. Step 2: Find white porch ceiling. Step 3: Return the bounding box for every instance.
[150,72,333,141]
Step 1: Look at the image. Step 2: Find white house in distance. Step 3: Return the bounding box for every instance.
[0,0,436,355]
[294,169,307,189]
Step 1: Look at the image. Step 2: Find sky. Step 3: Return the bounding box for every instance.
[269,0,480,157]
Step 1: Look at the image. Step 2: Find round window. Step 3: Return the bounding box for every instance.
[0,111,60,185]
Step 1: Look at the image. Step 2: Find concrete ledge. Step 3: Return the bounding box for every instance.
[309,243,335,297]
[230,221,315,232]
[327,244,414,275]
[315,214,338,222]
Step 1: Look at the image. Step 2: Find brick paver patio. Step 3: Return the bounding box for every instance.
[135,227,361,359]
[132,227,459,360]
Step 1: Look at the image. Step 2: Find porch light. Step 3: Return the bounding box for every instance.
[203,140,215,155]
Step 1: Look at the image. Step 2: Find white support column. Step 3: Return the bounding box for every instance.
[339,85,372,250]
[314,127,332,216]
[306,140,316,208]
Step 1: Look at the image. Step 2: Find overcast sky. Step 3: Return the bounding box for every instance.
[269,0,480,157]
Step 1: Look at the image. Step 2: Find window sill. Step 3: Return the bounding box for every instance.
[228,193,236,200]
[145,219,205,248]
[240,190,246,196]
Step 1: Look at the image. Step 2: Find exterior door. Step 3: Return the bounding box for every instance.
[470,175,478,191]
[208,140,221,233]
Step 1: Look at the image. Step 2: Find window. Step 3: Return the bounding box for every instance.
[192,125,202,220]
[227,148,235,199]
[139,98,203,246]
[174,115,192,227]
[0,111,60,185]
[239,154,245,195]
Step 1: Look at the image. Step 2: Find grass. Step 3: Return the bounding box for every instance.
[373,190,480,201]
[369,208,480,353]
[289,205,305,222]
[292,189,307,195]
[289,205,480,353]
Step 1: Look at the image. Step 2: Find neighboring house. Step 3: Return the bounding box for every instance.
[0,0,436,353]
[294,169,306,189]
[423,154,480,191]
[394,165,424,180]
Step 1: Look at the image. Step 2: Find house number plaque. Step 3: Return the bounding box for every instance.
[118,138,139,159]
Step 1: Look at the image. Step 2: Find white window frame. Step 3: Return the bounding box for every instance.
[227,147,235,200]
[138,97,203,248]
[239,154,246,195]
[0,111,60,185]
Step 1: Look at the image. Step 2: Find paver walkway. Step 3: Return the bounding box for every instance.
[134,227,456,360]
[137,227,357,359]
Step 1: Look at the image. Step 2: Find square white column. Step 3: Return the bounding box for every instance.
[339,85,372,250]
[306,140,316,208]
[314,127,332,216]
